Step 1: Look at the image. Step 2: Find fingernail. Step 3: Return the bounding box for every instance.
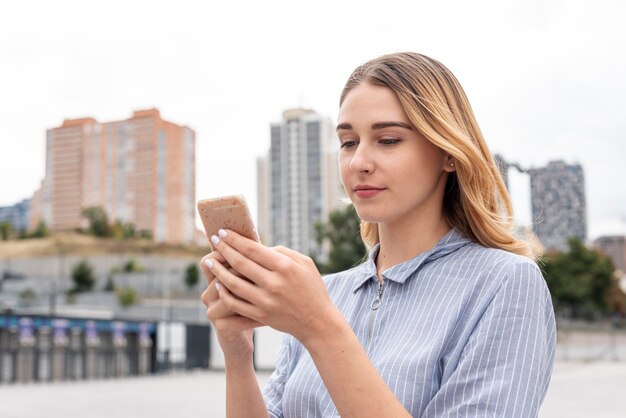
[210,235,220,246]
[204,259,214,269]
[218,229,227,238]
[215,281,221,291]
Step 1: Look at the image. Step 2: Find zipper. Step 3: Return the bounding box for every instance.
[363,280,385,352]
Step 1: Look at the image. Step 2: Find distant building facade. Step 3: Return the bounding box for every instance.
[257,108,344,259]
[529,160,587,251]
[29,109,196,243]
[493,153,509,191]
[0,199,29,233]
[256,156,272,245]
[595,235,626,273]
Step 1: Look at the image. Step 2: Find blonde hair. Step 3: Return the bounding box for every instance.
[340,52,534,259]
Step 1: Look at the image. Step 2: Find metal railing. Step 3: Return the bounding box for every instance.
[0,316,156,384]
[555,319,626,362]
[0,314,213,384]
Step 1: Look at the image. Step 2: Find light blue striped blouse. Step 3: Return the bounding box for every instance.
[263,228,556,417]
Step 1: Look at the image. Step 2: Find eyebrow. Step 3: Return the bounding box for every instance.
[336,121,414,131]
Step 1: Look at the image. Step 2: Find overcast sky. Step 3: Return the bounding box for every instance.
[1,0,624,240]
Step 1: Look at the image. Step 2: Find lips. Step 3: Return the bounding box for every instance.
[353,184,386,198]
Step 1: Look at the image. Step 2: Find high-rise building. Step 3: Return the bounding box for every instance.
[30,109,196,243]
[595,236,626,273]
[529,160,587,251]
[0,199,29,233]
[257,108,344,259]
[256,155,272,245]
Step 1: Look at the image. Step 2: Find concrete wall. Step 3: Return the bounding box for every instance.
[1,254,201,296]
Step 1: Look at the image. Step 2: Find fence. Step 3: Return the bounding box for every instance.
[6,315,623,385]
[555,319,626,361]
[0,314,156,383]
[0,314,214,384]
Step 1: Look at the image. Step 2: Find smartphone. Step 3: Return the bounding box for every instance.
[197,195,260,250]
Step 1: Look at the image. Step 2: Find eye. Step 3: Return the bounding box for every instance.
[340,140,358,149]
[379,138,401,145]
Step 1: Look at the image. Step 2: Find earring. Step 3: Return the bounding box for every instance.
[450,162,455,167]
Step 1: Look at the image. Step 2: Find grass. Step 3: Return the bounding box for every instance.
[0,232,211,259]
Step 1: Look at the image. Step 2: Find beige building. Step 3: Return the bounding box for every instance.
[30,109,196,243]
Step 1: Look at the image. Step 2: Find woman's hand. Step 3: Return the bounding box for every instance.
[200,251,263,362]
[205,229,339,345]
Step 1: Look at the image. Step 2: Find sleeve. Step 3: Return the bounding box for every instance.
[262,333,301,418]
[422,259,557,418]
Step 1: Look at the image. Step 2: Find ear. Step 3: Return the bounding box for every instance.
[443,155,456,173]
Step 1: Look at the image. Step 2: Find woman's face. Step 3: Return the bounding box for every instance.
[337,82,453,226]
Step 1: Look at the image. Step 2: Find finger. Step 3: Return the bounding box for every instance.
[206,298,240,319]
[201,278,220,306]
[204,279,218,305]
[202,267,241,305]
[203,280,246,318]
[210,314,264,333]
[200,252,228,284]
[206,257,264,305]
[207,292,253,319]
[201,286,210,306]
[202,250,227,264]
[216,279,265,323]
[209,231,274,286]
[200,255,243,287]
[206,287,265,322]
[272,245,310,265]
[212,229,297,275]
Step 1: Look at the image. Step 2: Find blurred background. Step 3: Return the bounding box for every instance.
[1,0,625,417]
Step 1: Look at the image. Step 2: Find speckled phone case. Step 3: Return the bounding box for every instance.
[197,195,259,249]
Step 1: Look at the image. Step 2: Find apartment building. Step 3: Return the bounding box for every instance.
[30,109,196,243]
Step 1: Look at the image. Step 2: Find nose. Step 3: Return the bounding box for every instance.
[349,142,375,174]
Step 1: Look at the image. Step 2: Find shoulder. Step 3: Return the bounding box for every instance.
[440,244,556,343]
[463,243,552,310]
[445,241,550,306]
[454,241,543,280]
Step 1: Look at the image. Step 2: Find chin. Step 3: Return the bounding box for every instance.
[352,205,390,224]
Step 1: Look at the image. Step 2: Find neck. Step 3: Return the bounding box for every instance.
[375,210,451,279]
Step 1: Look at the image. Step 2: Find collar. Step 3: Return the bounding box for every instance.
[350,228,472,293]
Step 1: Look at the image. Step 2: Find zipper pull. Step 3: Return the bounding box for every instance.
[371,280,384,310]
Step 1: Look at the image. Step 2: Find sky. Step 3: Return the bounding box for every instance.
[0,0,624,240]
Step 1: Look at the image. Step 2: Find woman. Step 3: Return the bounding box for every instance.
[200,52,556,417]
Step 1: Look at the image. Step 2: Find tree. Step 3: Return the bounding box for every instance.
[542,237,616,318]
[184,263,199,289]
[314,205,367,274]
[19,288,36,303]
[0,221,12,240]
[111,220,139,240]
[104,275,116,292]
[70,259,96,294]
[123,259,143,273]
[111,221,125,240]
[81,206,148,240]
[29,220,50,238]
[81,206,111,237]
[138,230,153,240]
[104,266,120,292]
[116,287,137,307]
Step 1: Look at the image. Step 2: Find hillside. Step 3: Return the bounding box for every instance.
[0,232,211,259]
